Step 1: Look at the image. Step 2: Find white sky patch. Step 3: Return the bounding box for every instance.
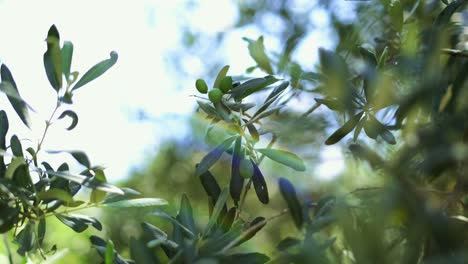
[316,145,345,180]
[0,0,340,182]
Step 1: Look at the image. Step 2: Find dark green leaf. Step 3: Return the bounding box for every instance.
[15,221,35,255]
[103,187,141,204]
[434,0,466,28]
[230,76,279,101]
[230,137,243,205]
[58,110,78,130]
[0,111,8,177]
[359,45,377,66]
[256,148,306,171]
[325,111,364,145]
[37,188,75,204]
[37,218,46,246]
[213,65,230,88]
[279,178,303,229]
[200,170,222,200]
[205,187,229,235]
[10,135,23,157]
[277,237,301,250]
[5,157,26,179]
[56,214,102,232]
[47,150,90,168]
[251,161,269,204]
[314,98,345,112]
[43,25,62,91]
[72,51,118,91]
[220,207,236,232]
[349,143,384,169]
[61,41,73,82]
[243,36,274,74]
[253,81,289,118]
[246,105,283,125]
[179,194,197,235]
[0,65,31,128]
[196,136,236,177]
[233,217,267,247]
[90,236,133,264]
[388,0,403,32]
[152,210,195,238]
[197,100,219,118]
[246,124,259,142]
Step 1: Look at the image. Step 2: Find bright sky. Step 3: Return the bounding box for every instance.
[0,0,353,182]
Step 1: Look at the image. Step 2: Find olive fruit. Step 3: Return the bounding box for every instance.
[195,78,208,94]
[219,76,233,93]
[239,158,254,179]
[208,88,223,103]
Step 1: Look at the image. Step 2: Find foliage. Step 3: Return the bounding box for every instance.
[2,0,468,263]
[0,25,166,263]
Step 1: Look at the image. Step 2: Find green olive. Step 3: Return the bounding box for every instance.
[208,88,223,103]
[195,78,208,94]
[239,158,254,179]
[219,76,233,93]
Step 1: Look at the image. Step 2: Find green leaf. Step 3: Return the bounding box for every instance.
[197,100,219,118]
[0,111,8,177]
[199,170,222,200]
[15,221,35,256]
[152,210,195,238]
[246,124,259,142]
[254,81,289,117]
[378,46,388,68]
[230,76,279,102]
[103,187,141,204]
[56,214,102,233]
[213,65,230,89]
[243,36,274,74]
[43,25,63,91]
[72,51,118,91]
[37,218,46,246]
[37,188,75,203]
[130,237,159,264]
[434,0,466,28]
[314,98,345,112]
[251,161,269,204]
[256,148,306,171]
[359,45,377,66]
[61,41,74,82]
[246,105,283,125]
[179,194,197,235]
[325,111,364,145]
[233,216,267,247]
[102,198,167,208]
[47,150,90,168]
[42,170,124,194]
[90,236,132,264]
[58,110,78,130]
[105,240,115,264]
[349,143,384,169]
[230,136,244,205]
[10,135,23,157]
[0,65,31,128]
[6,157,26,179]
[205,187,229,235]
[278,178,303,229]
[195,136,236,177]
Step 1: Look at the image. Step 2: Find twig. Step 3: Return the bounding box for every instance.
[441,49,468,58]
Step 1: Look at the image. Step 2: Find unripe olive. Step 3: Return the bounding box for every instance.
[219,76,233,93]
[195,78,208,94]
[208,88,223,103]
[239,158,254,179]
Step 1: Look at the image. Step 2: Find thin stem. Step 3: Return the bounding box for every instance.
[218,208,289,254]
[36,101,61,154]
[300,102,320,118]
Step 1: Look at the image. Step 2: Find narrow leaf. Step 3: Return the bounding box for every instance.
[102,198,167,208]
[42,170,124,194]
[195,136,236,177]
[10,135,23,157]
[56,214,102,232]
[230,76,279,101]
[58,110,78,130]
[256,148,306,171]
[61,41,74,81]
[325,112,364,145]
[43,25,62,91]
[0,65,31,128]
[72,51,118,91]
[243,36,273,74]
[230,137,243,205]
[179,194,197,235]
[279,178,303,229]
[251,161,269,204]
[213,65,230,88]
[205,187,229,235]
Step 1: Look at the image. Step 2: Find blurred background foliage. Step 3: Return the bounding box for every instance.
[2,0,467,263]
